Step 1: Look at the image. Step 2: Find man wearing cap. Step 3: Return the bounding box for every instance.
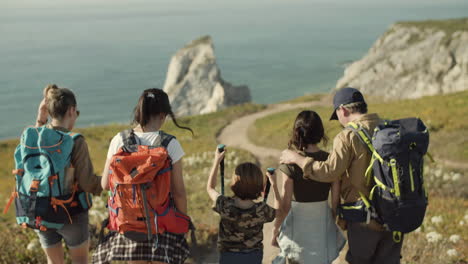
[280,87,403,264]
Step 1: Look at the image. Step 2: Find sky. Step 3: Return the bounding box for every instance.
[2,0,467,8]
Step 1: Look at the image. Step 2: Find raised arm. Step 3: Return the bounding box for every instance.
[206,147,225,202]
[35,85,56,127]
[36,98,49,127]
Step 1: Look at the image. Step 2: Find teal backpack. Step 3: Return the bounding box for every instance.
[4,126,93,231]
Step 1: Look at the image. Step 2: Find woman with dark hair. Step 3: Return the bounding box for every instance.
[272,110,345,264]
[93,88,193,264]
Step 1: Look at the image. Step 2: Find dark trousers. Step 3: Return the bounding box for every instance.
[219,250,263,264]
[346,222,403,264]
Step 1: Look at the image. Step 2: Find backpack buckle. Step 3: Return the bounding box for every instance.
[30,180,40,192]
[366,208,371,224]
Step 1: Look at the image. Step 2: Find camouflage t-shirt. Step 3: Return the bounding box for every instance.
[213,195,276,252]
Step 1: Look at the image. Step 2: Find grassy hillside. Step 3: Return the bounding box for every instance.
[249,90,468,162]
[398,17,468,35]
[0,103,265,263]
[249,91,468,263]
[1,89,467,263]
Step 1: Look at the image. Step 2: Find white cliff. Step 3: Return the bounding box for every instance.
[336,18,468,99]
[163,36,251,116]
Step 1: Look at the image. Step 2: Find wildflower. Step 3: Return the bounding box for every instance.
[94,198,105,209]
[431,215,443,224]
[426,231,442,243]
[443,173,451,181]
[447,249,458,257]
[464,214,468,221]
[434,169,442,178]
[27,239,39,251]
[452,173,461,181]
[449,234,460,243]
[459,220,465,226]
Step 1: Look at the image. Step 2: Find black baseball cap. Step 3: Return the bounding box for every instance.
[330,87,365,120]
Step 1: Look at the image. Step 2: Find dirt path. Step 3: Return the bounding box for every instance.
[211,99,468,263]
[218,102,321,164]
[217,100,326,263]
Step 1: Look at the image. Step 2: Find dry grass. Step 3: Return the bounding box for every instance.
[0,103,265,263]
[248,91,468,263]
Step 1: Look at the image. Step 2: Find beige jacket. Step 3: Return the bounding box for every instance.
[302,113,381,204]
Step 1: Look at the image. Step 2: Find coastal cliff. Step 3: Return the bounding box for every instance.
[163,36,251,116]
[336,18,468,99]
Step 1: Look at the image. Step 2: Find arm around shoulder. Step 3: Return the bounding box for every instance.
[303,131,353,183]
[206,148,224,202]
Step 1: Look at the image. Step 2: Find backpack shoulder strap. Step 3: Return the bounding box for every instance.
[347,122,374,153]
[66,131,82,141]
[120,129,139,152]
[155,131,175,148]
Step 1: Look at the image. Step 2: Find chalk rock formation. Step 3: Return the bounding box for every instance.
[336,18,468,99]
[163,36,251,116]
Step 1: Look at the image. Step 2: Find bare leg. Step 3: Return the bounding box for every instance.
[43,243,65,264]
[68,239,90,264]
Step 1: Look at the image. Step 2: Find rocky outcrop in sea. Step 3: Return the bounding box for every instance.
[336,18,468,99]
[163,36,251,116]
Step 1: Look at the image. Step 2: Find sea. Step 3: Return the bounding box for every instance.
[1,0,467,139]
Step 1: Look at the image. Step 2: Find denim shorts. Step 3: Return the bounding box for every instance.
[220,250,263,264]
[35,212,89,249]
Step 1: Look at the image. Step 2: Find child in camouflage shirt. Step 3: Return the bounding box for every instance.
[206,146,282,264]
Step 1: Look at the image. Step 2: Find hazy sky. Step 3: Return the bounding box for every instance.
[2,0,467,9]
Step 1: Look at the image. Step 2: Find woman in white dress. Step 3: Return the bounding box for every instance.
[272,110,345,264]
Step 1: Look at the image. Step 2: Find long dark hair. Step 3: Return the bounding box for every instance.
[288,110,328,150]
[133,88,193,135]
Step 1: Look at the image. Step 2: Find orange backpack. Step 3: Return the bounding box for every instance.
[106,130,191,242]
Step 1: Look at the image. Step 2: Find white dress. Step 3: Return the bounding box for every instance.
[273,200,345,264]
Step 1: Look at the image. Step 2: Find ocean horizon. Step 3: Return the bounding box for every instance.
[1,0,467,139]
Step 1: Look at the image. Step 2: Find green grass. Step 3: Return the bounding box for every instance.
[398,17,468,35]
[397,17,468,46]
[2,88,468,263]
[279,93,327,104]
[0,103,265,262]
[249,91,468,263]
[249,90,468,162]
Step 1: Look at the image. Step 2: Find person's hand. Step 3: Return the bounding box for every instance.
[271,228,280,248]
[336,216,347,231]
[36,98,48,125]
[214,147,226,164]
[279,149,301,164]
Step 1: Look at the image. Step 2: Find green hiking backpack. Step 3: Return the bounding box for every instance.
[338,118,429,242]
